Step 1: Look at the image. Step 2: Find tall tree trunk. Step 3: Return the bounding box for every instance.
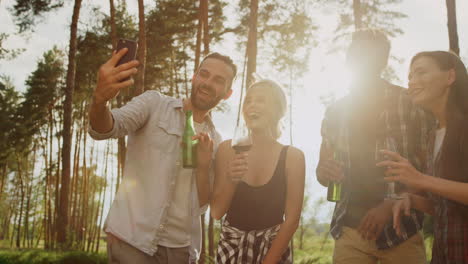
[290,239,294,263]
[80,133,89,250]
[96,141,110,252]
[353,0,362,30]
[23,148,35,248]
[53,113,63,249]
[194,0,203,72]
[169,52,175,97]
[109,0,127,189]
[70,112,82,243]
[446,0,459,55]
[57,0,82,248]
[29,179,39,248]
[2,209,11,240]
[299,224,304,249]
[199,214,206,264]
[172,52,180,97]
[109,0,118,49]
[183,43,189,98]
[10,192,18,248]
[208,217,214,258]
[289,69,293,146]
[134,0,147,96]
[15,155,24,248]
[45,107,55,249]
[0,163,6,202]
[0,163,8,240]
[246,0,258,87]
[202,0,209,56]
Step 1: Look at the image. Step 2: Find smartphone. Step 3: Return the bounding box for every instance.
[116,39,138,81]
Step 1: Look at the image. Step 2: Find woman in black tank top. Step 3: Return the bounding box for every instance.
[211,79,305,264]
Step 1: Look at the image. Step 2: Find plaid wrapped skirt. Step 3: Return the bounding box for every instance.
[215,221,292,264]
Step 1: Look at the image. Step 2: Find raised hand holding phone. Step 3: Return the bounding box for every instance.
[115,39,138,79]
[94,39,139,105]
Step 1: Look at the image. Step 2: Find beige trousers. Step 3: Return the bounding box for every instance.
[333,227,427,264]
[107,233,190,264]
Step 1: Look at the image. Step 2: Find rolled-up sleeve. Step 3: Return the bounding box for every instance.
[88,113,120,140]
[88,91,161,140]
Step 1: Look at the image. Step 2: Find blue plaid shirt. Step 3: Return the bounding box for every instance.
[321,80,434,249]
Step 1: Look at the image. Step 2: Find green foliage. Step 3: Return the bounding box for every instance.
[0,76,21,164]
[269,1,317,77]
[322,0,407,41]
[16,47,65,153]
[319,0,407,81]
[10,0,65,33]
[0,33,25,61]
[144,0,228,96]
[235,0,317,86]
[74,2,137,105]
[0,249,106,264]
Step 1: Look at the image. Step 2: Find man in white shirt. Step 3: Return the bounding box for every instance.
[88,50,237,263]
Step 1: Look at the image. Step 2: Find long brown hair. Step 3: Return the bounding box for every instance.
[411,51,468,216]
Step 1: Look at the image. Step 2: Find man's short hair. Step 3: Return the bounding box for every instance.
[351,29,391,70]
[199,52,237,87]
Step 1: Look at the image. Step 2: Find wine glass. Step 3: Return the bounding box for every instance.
[376,136,403,200]
[231,118,252,154]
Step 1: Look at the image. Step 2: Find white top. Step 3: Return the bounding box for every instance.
[88,91,221,261]
[433,127,446,163]
[158,121,207,248]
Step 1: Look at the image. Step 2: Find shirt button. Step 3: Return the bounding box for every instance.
[159,224,164,229]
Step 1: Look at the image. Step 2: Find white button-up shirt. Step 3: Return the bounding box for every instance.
[88,91,221,262]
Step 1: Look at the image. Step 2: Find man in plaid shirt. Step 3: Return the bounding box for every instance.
[316,29,433,264]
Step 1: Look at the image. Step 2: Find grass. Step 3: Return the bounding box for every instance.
[0,249,106,264]
[0,235,434,264]
[293,234,334,264]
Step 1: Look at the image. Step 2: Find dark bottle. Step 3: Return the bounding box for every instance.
[182,110,197,168]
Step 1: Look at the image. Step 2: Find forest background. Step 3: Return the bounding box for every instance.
[0,0,467,263]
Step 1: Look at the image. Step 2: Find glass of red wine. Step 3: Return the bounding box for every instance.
[231,118,252,154]
[376,136,403,200]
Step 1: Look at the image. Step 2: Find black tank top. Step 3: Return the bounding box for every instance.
[226,146,288,231]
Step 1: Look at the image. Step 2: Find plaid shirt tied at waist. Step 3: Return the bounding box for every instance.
[216,221,292,264]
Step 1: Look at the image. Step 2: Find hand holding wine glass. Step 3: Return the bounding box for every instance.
[231,119,253,153]
[227,152,248,182]
[376,137,402,200]
[228,119,252,182]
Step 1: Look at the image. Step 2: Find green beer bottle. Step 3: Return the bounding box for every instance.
[327,145,342,202]
[182,110,197,168]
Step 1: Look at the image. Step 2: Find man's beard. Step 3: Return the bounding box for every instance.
[190,83,223,111]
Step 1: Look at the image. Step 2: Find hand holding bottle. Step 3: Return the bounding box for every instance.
[317,140,344,184]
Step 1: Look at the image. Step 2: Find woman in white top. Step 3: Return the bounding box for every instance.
[377,51,468,264]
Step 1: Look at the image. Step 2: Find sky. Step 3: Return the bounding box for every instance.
[1,0,467,221]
